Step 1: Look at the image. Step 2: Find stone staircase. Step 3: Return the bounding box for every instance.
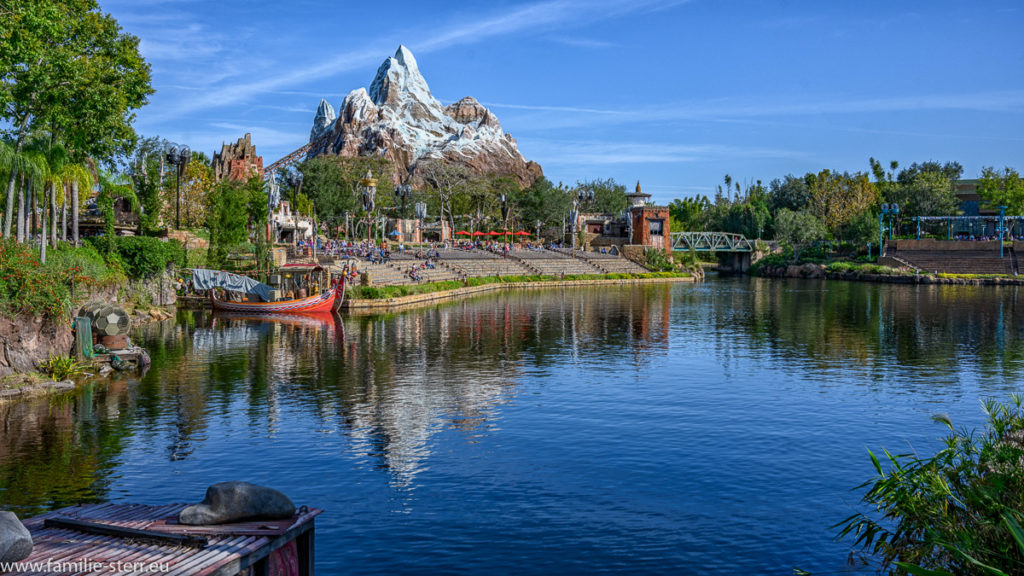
[892,249,1015,275]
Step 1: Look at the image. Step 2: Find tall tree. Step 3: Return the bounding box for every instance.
[298,155,394,234]
[0,0,152,238]
[768,174,812,214]
[575,178,628,214]
[808,170,878,236]
[977,166,1024,215]
[775,209,828,262]
[669,195,711,231]
[420,159,472,237]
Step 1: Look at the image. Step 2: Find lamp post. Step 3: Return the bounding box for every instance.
[998,205,1008,258]
[415,202,427,243]
[879,203,899,257]
[286,172,303,245]
[359,170,377,243]
[500,193,510,241]
[393,184,411,218]
[571,188,594,254]
[165,144,191,230]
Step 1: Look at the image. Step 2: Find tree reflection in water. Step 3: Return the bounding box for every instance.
[0,281,1019,517]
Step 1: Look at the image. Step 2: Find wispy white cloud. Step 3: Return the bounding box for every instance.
[157,123,307,157]
[550,37,617,49]
[526,140,804,166]
[146,0,691,120]
[493,90,1024,134]
[479,101,626,115]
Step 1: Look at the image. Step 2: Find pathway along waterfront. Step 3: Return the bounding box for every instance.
[0,279,1022,574]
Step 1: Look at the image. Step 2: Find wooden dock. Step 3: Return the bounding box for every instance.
[14,502,320,575]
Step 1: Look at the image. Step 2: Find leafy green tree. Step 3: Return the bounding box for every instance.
[511,177,569,233]
[899,171,960,217]
[298,155,394,232]
[128,136,169,235]
[1,0,152,239]
[576,178,628,214]
[774,209,827,262]
[420,159,473,236]
[839,210,881,248]
[206,180,251,268]
[669,195,711,231]
[871,158,962,217]
[978,166,1024,215]
[768,174,812,213]
[897,160,963,187]
[808,170,878,236]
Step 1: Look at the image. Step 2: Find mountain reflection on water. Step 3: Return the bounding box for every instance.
[0,279,1021,575]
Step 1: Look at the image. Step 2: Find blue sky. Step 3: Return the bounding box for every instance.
[106,0,1024,205]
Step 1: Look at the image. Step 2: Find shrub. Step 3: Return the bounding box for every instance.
[38,353,88,381]
[645,248,675,272]
[750,251,791,276]
[111,237,186,279]
[836,397,1024,575]
[0,240,76,318]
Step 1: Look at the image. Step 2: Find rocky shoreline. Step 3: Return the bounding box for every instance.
[755,263,1024,286]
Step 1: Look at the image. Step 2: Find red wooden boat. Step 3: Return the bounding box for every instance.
[210,278,345,314]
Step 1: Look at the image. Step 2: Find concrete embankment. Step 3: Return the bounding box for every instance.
[342,276,695,314]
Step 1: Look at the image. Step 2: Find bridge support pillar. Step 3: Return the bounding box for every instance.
[719,252,751,274]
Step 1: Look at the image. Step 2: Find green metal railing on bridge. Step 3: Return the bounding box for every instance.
[670,232,754,252]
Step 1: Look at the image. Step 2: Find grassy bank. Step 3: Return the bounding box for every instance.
[824,262,914,276]
[347,272,691,300]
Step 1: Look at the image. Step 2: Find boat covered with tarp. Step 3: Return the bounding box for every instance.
[191,268,345,314]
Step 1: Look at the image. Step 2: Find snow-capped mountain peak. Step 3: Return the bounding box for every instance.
[308,46,542,186]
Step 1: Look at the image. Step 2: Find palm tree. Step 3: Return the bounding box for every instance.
[49,159,88,247]
[13,149,45,244]
[1,140,44,240]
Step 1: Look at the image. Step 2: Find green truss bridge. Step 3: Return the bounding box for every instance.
[670,232,759,272]
[670,232,755,252]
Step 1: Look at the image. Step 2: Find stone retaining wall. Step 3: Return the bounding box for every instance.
[342,276,694,314]
[891,239,1000,251]
[826,271,1024,286]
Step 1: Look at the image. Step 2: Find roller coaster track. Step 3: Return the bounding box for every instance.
[263,143,312,178]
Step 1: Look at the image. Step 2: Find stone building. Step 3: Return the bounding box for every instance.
[627,182,670,253]
[212,133,264,182]
[582,182,670,253]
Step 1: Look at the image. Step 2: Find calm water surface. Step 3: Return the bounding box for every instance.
[2,278,1023,574]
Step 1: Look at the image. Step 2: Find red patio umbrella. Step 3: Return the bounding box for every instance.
[487,231,502,236]
[455,230,470,235]
[472,231,488,236]
[514,231,531,236]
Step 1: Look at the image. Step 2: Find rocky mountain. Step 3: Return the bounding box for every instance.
[307,46,542,187]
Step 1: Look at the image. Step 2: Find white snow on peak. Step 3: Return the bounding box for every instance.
[394,45,418,73]
[341,88,378,124]
[309,98,336,141]
[311,46,530,168]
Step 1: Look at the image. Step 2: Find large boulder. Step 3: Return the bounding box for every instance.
[179,482,295,525]
[0,511,33,563]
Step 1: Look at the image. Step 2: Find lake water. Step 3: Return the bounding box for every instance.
[1,278,1022,574]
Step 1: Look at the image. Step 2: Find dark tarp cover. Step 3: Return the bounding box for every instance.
[191,269,272,302]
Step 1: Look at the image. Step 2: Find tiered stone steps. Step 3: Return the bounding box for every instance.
[436,250,535,278]
[512,249,606,275]
[548,247,651,274]
[893,250,1016,275]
